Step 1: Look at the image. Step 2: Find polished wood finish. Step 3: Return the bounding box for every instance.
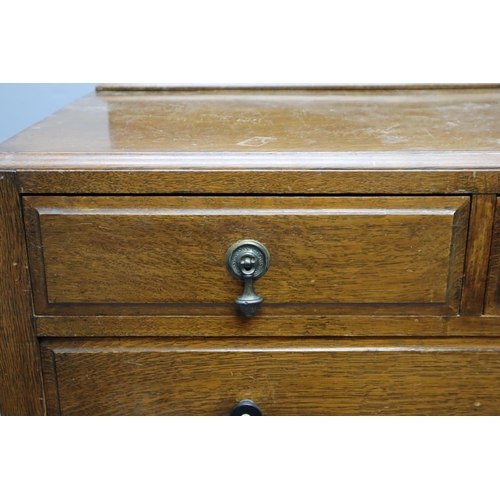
[34,315,500,338]
[461,195,496,315]
[15,167,500,196]
[40,345,60,416]
[484,199,500,314]
[23,196,469,317]
[41,337,500,416]
[0,172,44,415]
[2,85,500,415]
[2,88,500,195]
[3,89,500,153]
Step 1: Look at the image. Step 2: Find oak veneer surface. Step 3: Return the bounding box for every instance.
[42,338,500,416]
[2,89,500,153]
[485,198,500,314]
[2,85,500,416]
[23,196,468,316]
[0,172,44,415]
[462,195,496,315]
[2,87,500,195]
[33,315,500,338]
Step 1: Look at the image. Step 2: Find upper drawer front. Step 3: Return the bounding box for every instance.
[23,196,469,316]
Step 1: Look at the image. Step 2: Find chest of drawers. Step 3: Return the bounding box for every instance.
[2,84,500,415]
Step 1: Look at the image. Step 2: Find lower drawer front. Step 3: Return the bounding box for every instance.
[42,338,500,416]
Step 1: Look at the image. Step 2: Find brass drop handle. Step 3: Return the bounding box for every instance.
[230,399,263,416]
[225,240,270,317]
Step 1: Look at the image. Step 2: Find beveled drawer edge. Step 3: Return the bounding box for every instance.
[40,346,61,416]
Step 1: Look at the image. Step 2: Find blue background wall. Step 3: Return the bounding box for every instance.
[0,84,97,144]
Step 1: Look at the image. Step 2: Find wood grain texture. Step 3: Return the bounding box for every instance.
[0,172,44,415]
[12,165,500,195]
[40,345,60,416]
[3,87,500,195]
[14,168,500,196]
[35,315,500,338]
[7,151,500,170]
[3,89,500,153]
[3,85,500,416]
[41,337,500,416]
[484,199,500,314]
[461,195,496,315]
[23,196,469,316]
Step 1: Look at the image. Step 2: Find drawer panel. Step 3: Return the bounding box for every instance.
[484,198,500,314]
[24,196,469,316]
[41,338,500,415]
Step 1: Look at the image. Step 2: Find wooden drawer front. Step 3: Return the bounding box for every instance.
[24,196,469,316]
[485,198,500,314]
[41,338,500,415]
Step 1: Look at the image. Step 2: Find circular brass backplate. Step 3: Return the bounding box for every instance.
[225,240,271,281]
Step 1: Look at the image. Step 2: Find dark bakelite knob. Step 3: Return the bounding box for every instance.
[230,399,263,416]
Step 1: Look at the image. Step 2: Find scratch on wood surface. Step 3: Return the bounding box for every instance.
[122,360,146,367]
[237,136,277,147]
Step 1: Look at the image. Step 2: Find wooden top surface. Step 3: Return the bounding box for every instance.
[2,87,500,160]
